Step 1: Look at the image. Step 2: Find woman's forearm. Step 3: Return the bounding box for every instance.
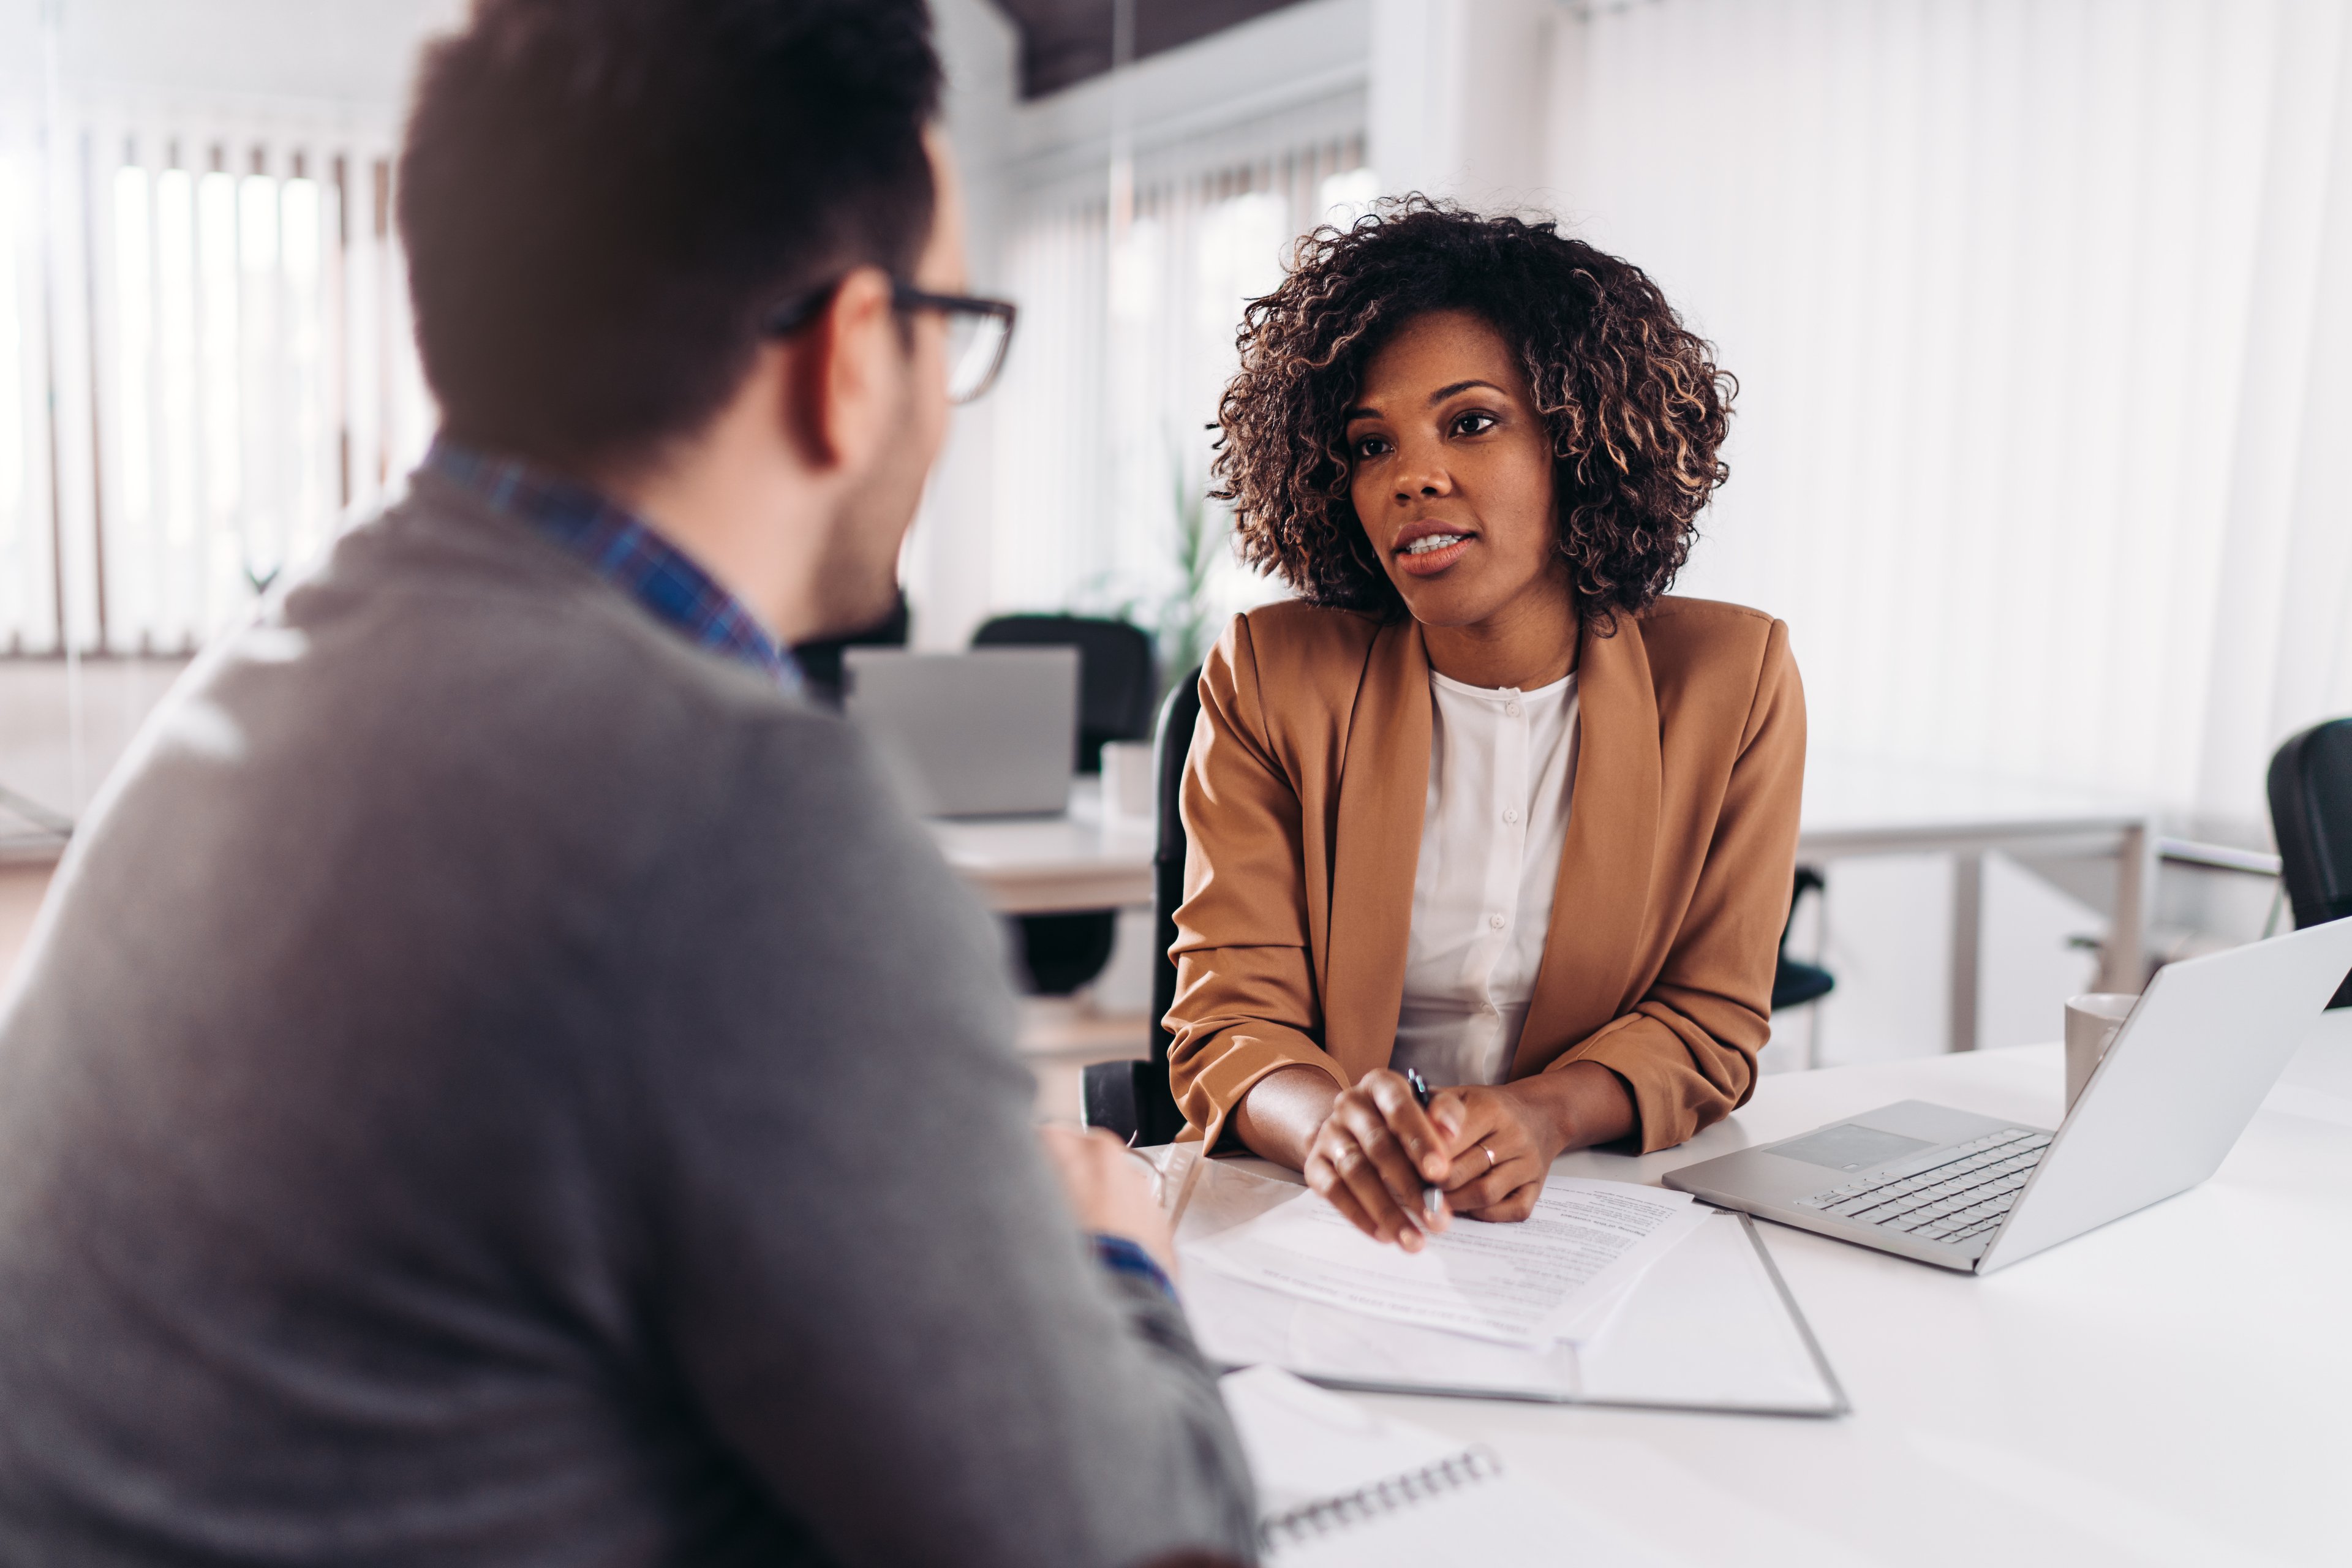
[1512,1059,1638,1152]
[1231,1065,1344,1169]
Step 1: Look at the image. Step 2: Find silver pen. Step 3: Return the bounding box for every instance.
[1403,1067,1447,1224]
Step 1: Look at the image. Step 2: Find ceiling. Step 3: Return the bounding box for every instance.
[986,0,1311,99]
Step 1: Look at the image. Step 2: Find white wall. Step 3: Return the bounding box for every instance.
[909,0,1374,652]
[4,0,462,119]
[1368,0,1553,209]
[907,0,1022,651]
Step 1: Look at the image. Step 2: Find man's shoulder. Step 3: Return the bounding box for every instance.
[175,480,864,873]
[300,479,819,754]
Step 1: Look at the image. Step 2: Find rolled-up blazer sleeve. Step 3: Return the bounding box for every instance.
[1559,619,1805,1150]
[1164,619,1348,1133]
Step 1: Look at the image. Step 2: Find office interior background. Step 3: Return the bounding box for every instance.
[1,0,2349,1079]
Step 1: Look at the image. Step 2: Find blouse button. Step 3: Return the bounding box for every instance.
[1488,913,1507,930]
[1502,807,1520,824]
[1504,701,1523,717]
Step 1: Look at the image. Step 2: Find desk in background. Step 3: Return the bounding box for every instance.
[1796,754,2155,1054]
[926,777,1154,917]
[1200,1009,2350,1567]
[931,759,2160,1053]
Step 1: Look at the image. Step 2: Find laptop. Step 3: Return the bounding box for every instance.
[1663,918,2352,1273]
[842,647,1078,818]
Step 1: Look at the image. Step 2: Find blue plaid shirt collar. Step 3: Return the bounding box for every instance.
[424,437,803,694]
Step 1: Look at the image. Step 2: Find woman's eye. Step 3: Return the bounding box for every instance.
[1453,411,1498,437]
[1352,434,1390,460]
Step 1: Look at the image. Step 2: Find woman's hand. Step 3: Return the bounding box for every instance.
[1298,1069,1466,1252]
[1234,1059,1635,1239]
[1437,1061,1638,1221]
[1434,1084,1574,1221]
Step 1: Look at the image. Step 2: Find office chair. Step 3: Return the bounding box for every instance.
[790,592,909,710]
[1771,867,1836,1011]
[1081,667,1200,1146]
[2267,716,2352,1008]
[972,615,1158,995]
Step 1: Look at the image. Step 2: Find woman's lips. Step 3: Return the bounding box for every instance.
[1394,533,1472,577]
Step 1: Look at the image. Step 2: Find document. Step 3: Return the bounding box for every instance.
[1182,1177,1706,1345]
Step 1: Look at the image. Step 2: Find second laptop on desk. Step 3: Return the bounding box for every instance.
[842,647,1077,818]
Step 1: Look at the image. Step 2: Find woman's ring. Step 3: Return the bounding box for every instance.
[1483,1144,1498,1170]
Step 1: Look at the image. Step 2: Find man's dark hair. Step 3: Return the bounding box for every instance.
[398,0,942,472]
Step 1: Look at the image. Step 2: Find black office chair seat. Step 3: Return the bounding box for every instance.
[1771,865,1835,1012]
[974,614,1158,997]
[1081,669,1200,1147]
[2269,716,2352,1009]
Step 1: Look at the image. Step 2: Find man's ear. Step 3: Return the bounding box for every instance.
[788,266,898,475]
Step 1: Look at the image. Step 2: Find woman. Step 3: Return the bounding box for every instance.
[1167,201,1803,1250]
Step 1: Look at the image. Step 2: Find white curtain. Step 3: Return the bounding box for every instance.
[982,93,1373,665]
[0,100,431,657]
[1548,0,2352,835]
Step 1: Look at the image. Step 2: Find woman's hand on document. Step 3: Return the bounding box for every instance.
[1039,1125,1179,1278]
[1435,1063,1640,1222]
[1241,1062,1641,1242]
[1298,1069,1466,1253]
[1433,1085,1571,1223]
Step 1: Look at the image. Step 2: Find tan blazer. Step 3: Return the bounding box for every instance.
[1165,595,1805,1155]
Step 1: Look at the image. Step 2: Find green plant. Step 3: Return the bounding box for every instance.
[1155,454,1226,696]
[1065,440,1232,697]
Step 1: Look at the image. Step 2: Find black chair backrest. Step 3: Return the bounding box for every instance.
[972,615,1158,772]
[790,592,908,710]
[2269,717,2352,930]
[1150,667,1205,1067]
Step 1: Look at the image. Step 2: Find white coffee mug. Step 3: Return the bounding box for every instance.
[1099,740,1156,828]
[2064,992,2138,1112]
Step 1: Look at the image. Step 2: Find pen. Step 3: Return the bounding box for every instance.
[1403,1068,1446,1226]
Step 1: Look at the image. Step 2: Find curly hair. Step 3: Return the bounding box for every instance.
[1213,198,1733,629]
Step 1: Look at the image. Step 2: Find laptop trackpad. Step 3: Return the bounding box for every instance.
[1772,1123,1937,1172]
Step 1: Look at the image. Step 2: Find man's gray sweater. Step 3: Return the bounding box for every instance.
[0,474,1256,1566]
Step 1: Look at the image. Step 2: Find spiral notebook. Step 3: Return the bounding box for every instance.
[1223,1366,1673,1565]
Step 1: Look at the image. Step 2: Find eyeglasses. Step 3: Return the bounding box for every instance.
[764,278,1018,405]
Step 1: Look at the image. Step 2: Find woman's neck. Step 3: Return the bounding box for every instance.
[1420,576,1580,691]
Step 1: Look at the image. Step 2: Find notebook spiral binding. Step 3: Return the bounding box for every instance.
[1259,1447,1505,1550]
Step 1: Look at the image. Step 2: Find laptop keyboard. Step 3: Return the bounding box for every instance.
[1792,1128,2052,1246]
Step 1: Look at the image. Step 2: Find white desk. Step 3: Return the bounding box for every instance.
[1248,1012,2350,1568]
[932,757,2158,1053]
[926,778,1156,916]
[1797,754,2157,1053]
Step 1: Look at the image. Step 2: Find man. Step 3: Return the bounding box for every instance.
[0,2,1256,1563]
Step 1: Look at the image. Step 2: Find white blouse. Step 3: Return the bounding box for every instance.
[1390,668,1581,1088]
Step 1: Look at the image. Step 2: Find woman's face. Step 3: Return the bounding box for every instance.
[1345,309,1566,630]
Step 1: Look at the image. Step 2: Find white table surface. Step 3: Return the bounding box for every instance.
[1212,1010,2352,1568]
[925,778,1156,915]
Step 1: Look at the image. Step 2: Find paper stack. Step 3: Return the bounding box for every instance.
[1169,1155,1847,1415]
[1182,1169,1706,1349]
